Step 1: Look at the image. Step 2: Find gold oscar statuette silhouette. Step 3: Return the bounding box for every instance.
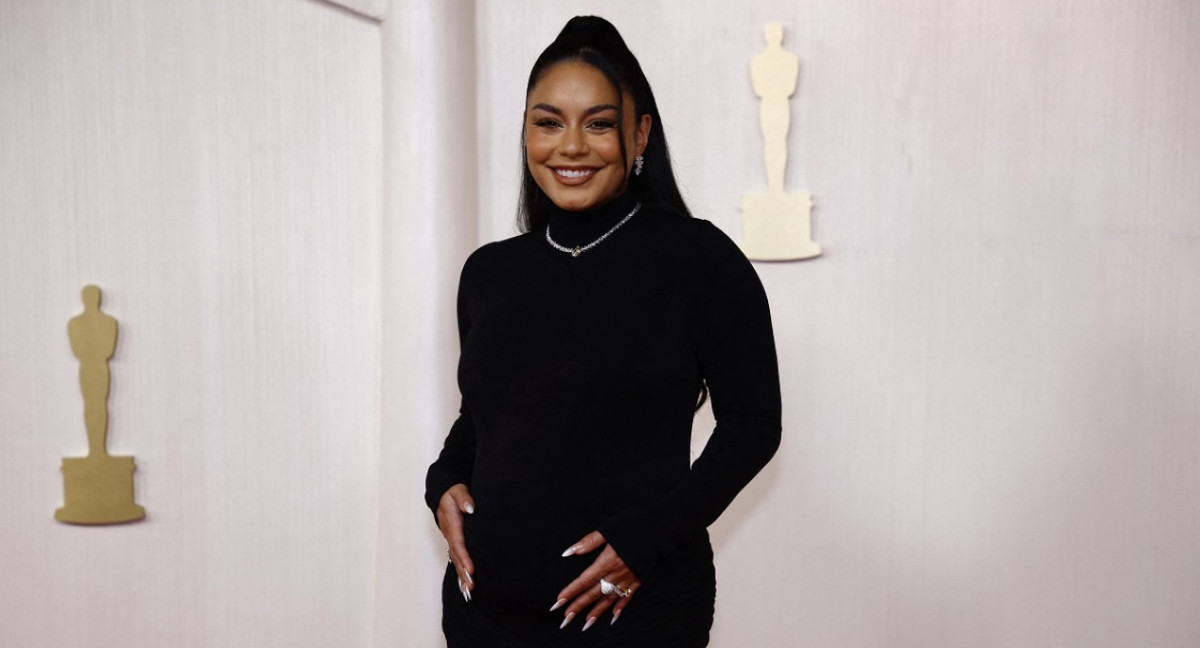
[55,285,145,525]
[740,22,822,261]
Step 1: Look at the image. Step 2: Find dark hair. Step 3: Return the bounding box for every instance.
[518,16,693,232]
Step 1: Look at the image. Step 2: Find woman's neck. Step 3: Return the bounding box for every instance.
[546,191,639,244]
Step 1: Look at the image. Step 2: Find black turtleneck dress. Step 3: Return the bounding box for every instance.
[426,192,782,648]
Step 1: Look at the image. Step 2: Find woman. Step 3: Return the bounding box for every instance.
[426,16,781,647]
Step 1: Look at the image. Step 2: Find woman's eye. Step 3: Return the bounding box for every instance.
[534,119,561,129]
[588,120,616,130]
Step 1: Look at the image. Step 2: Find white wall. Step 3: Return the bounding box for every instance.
[472,2,1200,647]
[1,1,1197,647]
[374,3,479,648]
[0,1,381,646]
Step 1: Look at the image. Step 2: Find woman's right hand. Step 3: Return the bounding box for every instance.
[437,483,476,601]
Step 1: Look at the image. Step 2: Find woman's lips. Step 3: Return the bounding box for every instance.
[552,167,597,185]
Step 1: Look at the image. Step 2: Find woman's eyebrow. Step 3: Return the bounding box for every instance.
[584,104,620,115]
[529,103,620,115]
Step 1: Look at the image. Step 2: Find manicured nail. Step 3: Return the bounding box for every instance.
[559,612,575,629]
[464,571,473,585]
[582,617,597,632]
[610,609,621,626]
[549,598,566,612]
[460,582,470,603]
[561,545,580,557]
[464,502,475,514]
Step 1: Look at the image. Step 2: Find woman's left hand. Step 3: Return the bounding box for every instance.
[551,531,641,631]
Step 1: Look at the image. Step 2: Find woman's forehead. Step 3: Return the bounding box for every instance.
[526,61,628,110]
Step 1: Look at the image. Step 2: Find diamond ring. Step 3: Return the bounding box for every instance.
[599,578,632,598]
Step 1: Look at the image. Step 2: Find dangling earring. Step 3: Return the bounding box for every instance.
[634,155,645,176]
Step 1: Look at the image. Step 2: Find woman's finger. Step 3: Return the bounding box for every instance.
[557,581,604,629]
[609,581,638,624]
[437,485,476,593]
[580,593,615,631]
[452,487,475,515]
[554,544,627,608]
[554,542,642,629]
[560,530,605,557]
[438,507,474,581]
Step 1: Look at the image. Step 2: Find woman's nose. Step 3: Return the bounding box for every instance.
[560,126,588,156]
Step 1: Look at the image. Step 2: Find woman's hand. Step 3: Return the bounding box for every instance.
[551,531,641,631]
[436,483,476,602]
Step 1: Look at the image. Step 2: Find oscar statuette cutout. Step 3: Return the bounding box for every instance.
[740,22,822,261]
[55,285,145,525]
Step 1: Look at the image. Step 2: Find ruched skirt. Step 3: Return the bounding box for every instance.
[441,535,715,648]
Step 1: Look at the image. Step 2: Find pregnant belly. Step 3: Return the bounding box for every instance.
[462,500,598,611]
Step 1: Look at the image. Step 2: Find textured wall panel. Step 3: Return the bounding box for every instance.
[374,2,480,648]
[0,1,382,647]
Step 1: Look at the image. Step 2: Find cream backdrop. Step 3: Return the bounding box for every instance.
[0,0,382,646]
[2,1,1198,648]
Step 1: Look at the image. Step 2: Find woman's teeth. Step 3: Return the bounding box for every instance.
[555,168,594,178]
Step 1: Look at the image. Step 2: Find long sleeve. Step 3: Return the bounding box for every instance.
[598,223,782,581]
[423,258,479,517]
[424,404,476,516]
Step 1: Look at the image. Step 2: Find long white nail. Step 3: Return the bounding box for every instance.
[464,571,473,585]
[559,612,575,630]
[561,545,580,557]
[582,617,596,632]
[460,582,470,603]
[610,609,621,626]
[464,502,475,514]
[549,598,566,612]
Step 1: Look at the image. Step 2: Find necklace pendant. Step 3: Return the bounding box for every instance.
[571,246,581,258]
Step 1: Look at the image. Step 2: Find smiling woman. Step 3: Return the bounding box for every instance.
[425,15,782,648]
[524,61,651,212]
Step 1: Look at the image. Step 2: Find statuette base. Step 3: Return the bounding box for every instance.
[55,455,145,525]
[740,191,822,261]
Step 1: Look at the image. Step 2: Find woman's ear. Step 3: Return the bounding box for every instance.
[635,114,653,156]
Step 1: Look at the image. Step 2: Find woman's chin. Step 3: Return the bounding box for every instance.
[548,197,592,211]
[542,178,626,212]
[546,192,615,212]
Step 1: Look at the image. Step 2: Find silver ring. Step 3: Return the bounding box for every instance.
[599,578,632,598]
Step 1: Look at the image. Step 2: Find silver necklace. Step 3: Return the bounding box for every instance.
[545,203,642,258]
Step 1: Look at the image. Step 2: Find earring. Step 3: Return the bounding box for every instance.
[634,155,644,176]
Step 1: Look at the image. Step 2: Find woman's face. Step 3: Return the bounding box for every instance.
[524,61,651,212]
